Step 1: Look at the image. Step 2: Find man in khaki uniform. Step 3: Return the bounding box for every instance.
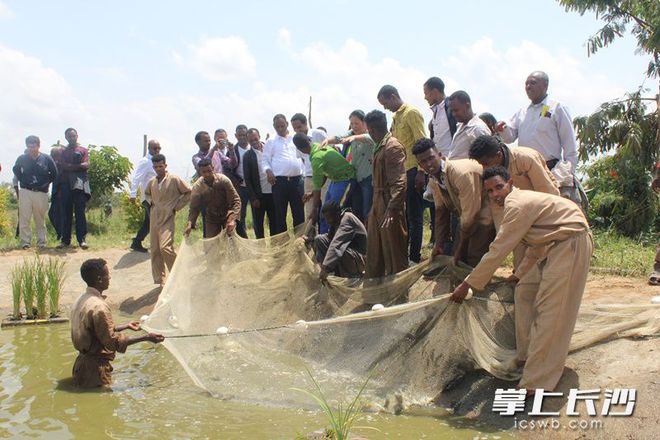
[413,138,494,267]
[184,158,241,239]
[364,110,408,278]
[469,134,559,276]
[451,166,593,393]
[469,134,559,194]
[145,154,191,287]
[70,258,163,388]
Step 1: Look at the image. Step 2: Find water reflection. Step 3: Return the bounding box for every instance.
[0,322,508,439]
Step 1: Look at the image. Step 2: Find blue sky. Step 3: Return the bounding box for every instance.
[0,0,652,182]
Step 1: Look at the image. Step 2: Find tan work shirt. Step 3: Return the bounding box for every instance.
[188,173,241,227]
[506,145,559,195]
[145,173,192,229]
[465,188,589,289]
[70,287,128,361]
[430,158,491,242]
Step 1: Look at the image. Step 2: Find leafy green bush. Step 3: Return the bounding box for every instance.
[0,186,12,236]
[88,145,132,209]
[120,190,145,233]
[585,155,658,237]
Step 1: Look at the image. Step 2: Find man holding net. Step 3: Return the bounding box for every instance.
[70,258,164,388]
[451,166,593,394]
[185,158,241,239]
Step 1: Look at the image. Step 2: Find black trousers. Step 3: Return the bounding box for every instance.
[236,185,250,238]
[272,176,304,234]
[251,193,276,239]
[132,200,151,245]
[60,185,87,245]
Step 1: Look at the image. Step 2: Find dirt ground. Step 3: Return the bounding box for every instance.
[0,247,658,439]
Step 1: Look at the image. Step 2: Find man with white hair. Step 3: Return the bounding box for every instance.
[496,71,578,172]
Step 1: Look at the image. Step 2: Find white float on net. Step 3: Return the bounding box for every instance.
[371,304,385,311]
[140,315,149,323]
[216,326,229,335]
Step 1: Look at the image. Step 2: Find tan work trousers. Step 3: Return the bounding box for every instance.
[18,188,49,247]
[150,216,177,285]
[514,231,593,391]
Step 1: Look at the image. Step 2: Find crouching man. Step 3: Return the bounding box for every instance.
[312,201,367,281]
[451,166,593,394]
[70,258,164,388]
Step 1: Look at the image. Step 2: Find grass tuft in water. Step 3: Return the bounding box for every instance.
[10,263,23,319]
[45,257,66,317]
[292,366,377,440]
[20,260,36,318]
[34,258,48,319]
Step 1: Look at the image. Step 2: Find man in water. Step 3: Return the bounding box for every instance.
[70,258,164,388]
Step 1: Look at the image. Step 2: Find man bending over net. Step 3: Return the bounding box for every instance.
[308,201,367,282]
[451,166,592,395]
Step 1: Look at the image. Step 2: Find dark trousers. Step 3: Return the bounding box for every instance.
[406,168,424,263]
[48,186,64,240]
[350,176,373,224]
[60,185,87,245]
[272,176,304,234]
[236,185,250,238]
[132,200,151,245]
[251,193,276,239]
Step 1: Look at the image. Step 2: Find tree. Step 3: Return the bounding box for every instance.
[87,145,133,209]
[559,0,659,236]
[558,0,659,77]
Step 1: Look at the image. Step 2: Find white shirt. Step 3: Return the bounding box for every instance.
[448,115,491,160]
[253,149,272,194]
[431,100,453,157]
[299,128,328,177]
[262,134,304,177]
[501,96,578,171]
[129,153,156,202]
[235,144,250,182]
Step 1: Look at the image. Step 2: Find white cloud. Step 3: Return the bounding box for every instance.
[0,1,14,20]
[178,36,256,81]
[0,35,633,185]
[277,28,291,50]
[441,37,625,118]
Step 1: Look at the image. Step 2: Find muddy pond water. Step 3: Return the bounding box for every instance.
[0,320,511,439]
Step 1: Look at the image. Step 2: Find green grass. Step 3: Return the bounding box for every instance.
[33,259,48,318]
[291,366,377,440]
[45,258,66,317]
[10,264,22,319]
[591,229,657,277]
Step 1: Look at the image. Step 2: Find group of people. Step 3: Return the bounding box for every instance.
[11,128,91,250]
[15,70,600,394]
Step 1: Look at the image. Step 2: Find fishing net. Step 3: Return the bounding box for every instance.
[143,225,660,410]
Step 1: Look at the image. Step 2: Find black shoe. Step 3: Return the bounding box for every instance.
[131,243,148,253]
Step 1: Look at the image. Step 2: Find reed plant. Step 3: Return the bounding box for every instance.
[10,263,23,320]
[20,261,36,318]
[34,259,48,319]
[292,366,377,440]
[45,257,66,317]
